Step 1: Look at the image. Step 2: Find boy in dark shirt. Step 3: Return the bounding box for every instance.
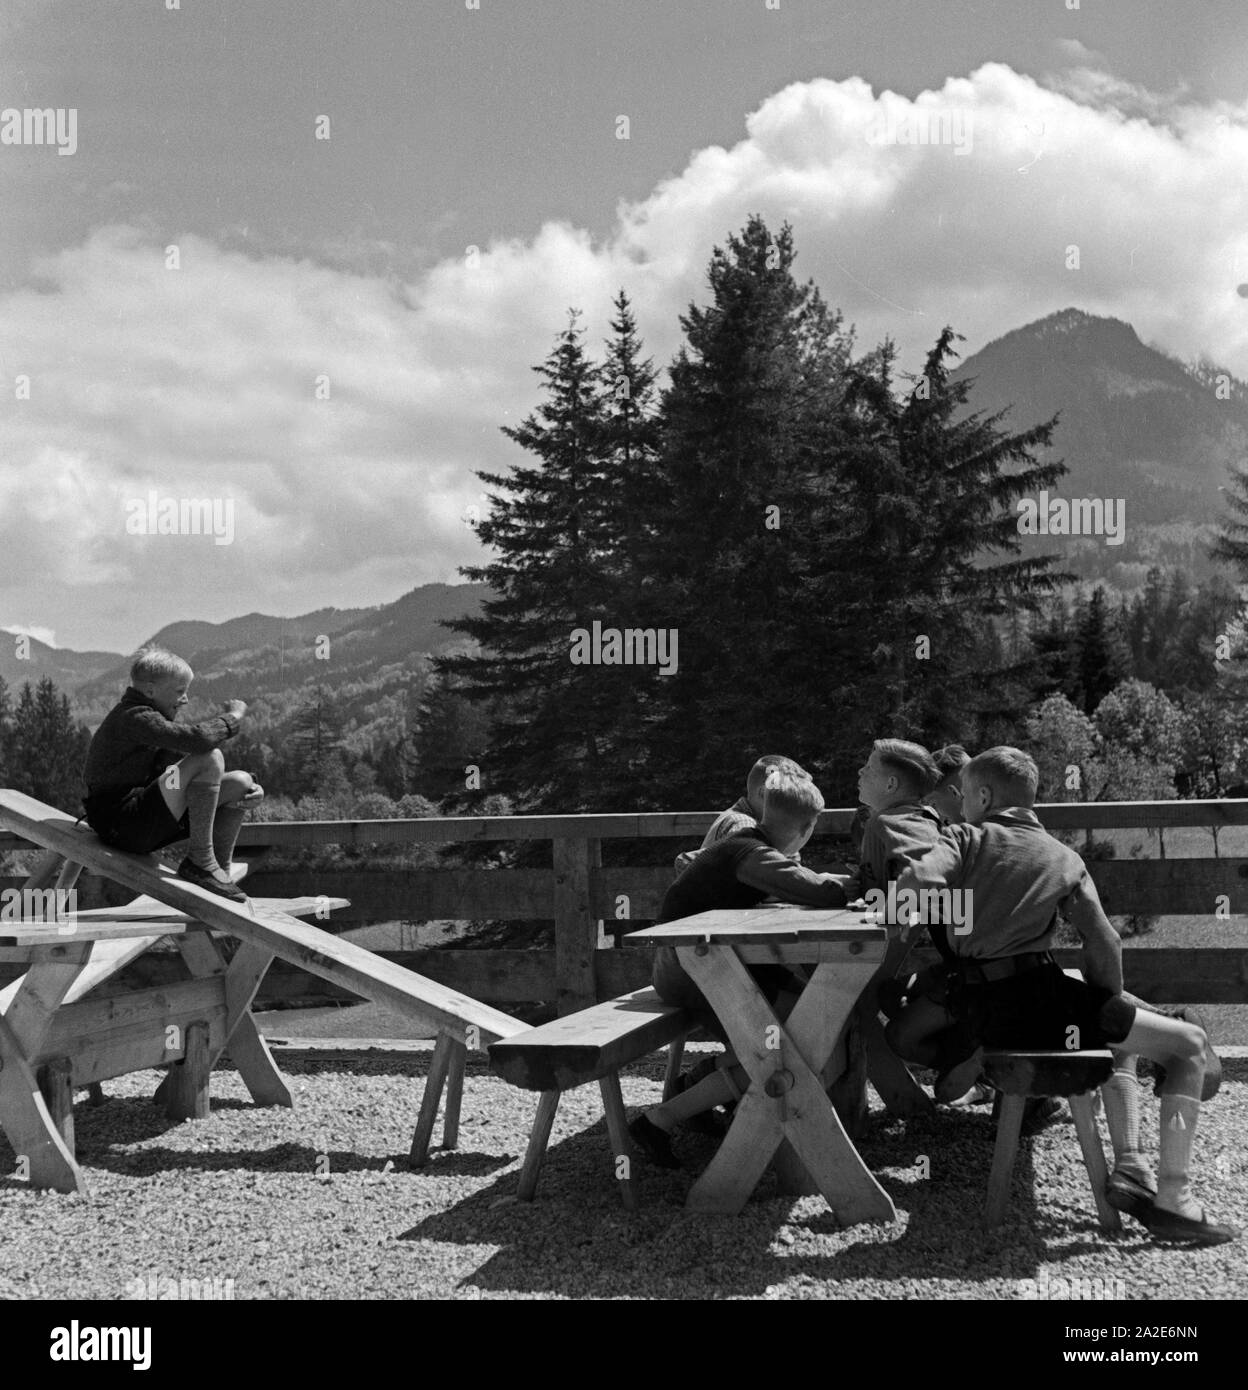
[83,648,263,903]
[629,769,847,1166]
[895,747,1233,1245]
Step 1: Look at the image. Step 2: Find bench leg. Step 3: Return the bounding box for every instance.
[442,1038,466,1151]
[984,1093,1027,1228]
[163,1020,211,1120]
[410,1032,454,1167]
[1070,1091,1122,1233]
[85,1082,107,1108]
[598,1073,638,1211]
[518,1091,561,1201]
[662,1037,686,1101]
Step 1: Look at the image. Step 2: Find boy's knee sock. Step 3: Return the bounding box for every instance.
[1156,1093,1202,1220]
[184,780,223,872]
[1101,1069,1154,1185]
[212,802,248,873]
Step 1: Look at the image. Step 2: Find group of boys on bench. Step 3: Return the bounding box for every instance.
[78,648,1232,1245]
[628,742,1232,1247]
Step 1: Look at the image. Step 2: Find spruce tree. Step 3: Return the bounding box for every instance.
[809,327,1071,786]
[438,308,621,811]
[633,216,855,805]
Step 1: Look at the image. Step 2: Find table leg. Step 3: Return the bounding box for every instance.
[678,944,896,1226]
[0,1014,86,1194]
[152,933,290,1111]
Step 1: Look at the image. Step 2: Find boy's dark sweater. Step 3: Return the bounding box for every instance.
[83,687,240,812]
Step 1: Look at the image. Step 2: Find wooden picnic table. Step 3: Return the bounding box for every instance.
[624,905,897,1226]
[0,788,526,1195]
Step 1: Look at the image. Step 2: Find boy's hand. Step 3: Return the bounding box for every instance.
[224,699,247,719]
[239,780,264,806]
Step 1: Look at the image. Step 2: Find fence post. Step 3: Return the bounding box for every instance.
[553,835,601,1015]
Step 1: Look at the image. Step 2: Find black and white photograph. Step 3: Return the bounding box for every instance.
[1,0,1246,1334]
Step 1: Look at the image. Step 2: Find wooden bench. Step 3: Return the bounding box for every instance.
[982,1049,1119,1232]
[488,988,692,1209]
[0,789,527,1193]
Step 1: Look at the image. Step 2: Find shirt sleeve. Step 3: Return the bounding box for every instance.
[735,846,848,906]
[900,831,966,895]
[123,706,241,756]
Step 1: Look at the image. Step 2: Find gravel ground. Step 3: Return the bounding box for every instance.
[2,1049,1245,1301]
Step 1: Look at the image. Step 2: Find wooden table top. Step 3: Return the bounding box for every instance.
[624,905,887,948]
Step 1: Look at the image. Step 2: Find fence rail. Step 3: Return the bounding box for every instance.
[3,801,1247,1014]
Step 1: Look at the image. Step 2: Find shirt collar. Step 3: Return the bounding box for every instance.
[121,686,158,709]
[980,806,1043,828]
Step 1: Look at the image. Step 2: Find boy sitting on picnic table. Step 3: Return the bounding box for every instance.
[628,768,847,1168]
[82,647,263,904]
[891,746,1234,1245]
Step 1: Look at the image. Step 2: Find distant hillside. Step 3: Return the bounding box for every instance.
[0,635,123,695]
[949,307,1248,590]
[70,582,488,731]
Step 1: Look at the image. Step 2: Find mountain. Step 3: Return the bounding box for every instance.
[949,307,1248,589]
[0,635,124,695]
[69,581,488,731]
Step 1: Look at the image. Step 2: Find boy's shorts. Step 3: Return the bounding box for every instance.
[84,782,190,855]
[959,963,1136,1051]
[652,945,798,1045]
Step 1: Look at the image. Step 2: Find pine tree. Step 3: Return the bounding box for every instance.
[1071,586,1130,713]
[281,686,345,797]
[438,308,621,811]
[633,216,856,805]
[6,678,91,811]
[808,327,1071,787]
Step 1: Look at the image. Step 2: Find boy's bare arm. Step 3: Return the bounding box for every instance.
[1065,875,1124,995]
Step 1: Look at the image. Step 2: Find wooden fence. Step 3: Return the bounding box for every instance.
[4,801,1248,1014]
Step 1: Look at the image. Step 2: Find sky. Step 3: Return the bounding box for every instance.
[3,0,1248,653]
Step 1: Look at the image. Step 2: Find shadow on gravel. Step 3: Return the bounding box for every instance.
[393,1107,1106,1298]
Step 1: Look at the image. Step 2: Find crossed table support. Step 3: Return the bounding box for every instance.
[627,909,898,1225]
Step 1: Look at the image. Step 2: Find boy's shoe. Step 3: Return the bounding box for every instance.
[934,1047,984,1104]
[685,1108,730,1138]
[1106,1169,1157,1222]
[1149,1007,1222,1101]
[176,858,248,904]
[1142,1205,1237,1246]
[627,1115,681,1170]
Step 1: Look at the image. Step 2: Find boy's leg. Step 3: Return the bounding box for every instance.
[1113,1008,1231,1235]
[159,749,225,872]
[884,996,954,1068]
[1102,1052,1155,1192]
[212,771,263,873]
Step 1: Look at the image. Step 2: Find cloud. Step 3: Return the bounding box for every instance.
[2,624,57,648]
[3,61,1248,650]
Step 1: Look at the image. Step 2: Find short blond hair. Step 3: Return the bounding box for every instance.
[762,769,824,824]
[873,739,940,797]
[130,647,192,687]
[966,746,1039,807]
[747,754,810,800]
